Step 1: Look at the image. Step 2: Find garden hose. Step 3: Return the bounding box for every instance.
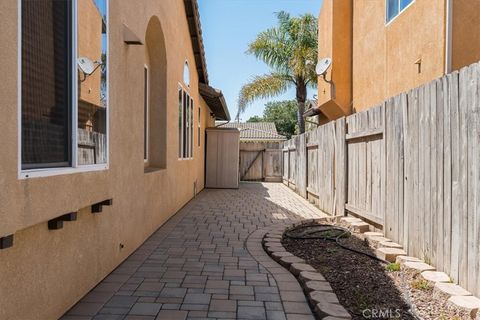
[284,224,389,264]
[284,224,423,320]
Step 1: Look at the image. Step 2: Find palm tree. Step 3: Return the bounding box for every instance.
[238,11,318,134]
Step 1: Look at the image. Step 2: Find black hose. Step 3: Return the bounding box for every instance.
[284,224,389,264]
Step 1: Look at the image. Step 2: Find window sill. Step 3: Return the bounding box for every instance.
[19,164,109,180]
[144,166,166,174]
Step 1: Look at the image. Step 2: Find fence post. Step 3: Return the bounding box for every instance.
[334,118,347,216]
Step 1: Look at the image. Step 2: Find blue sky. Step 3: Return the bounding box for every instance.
[198,0,323,121]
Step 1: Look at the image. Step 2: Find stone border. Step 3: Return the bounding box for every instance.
[247,218,352,320]
[264,219,351,320]
[246,223,316,320]
[343,216,480,318]
[250,216,480,319]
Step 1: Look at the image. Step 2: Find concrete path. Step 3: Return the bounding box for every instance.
[62,183,327,320]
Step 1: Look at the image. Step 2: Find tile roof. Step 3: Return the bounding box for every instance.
[218,122,286,141]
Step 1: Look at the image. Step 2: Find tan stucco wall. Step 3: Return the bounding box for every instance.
[451,0,480,72]
[0,0,215,319]
[352,0,446,111]
[317,0,352,118]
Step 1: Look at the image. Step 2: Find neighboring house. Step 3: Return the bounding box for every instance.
[219,122,287,144]
[218,122,285,182]
[0,0,229,319]
[311,0,480,123]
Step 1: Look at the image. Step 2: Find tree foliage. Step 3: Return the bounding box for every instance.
[238,11,318,133]
[247,100,297,139]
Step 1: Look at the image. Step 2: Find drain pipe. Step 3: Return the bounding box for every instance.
[444,0,453,74]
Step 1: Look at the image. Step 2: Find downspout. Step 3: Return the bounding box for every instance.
[444,0,453,74]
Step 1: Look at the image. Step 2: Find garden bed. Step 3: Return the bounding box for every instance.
[281,222,471,320]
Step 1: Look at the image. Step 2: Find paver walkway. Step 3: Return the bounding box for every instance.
[62,183,327,320]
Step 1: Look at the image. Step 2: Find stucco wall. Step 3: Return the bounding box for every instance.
[0,0,215,319]
[317,0,352,118]
[352,0,445,111]
[451,0,480,72]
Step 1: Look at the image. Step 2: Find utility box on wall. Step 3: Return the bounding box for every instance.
[205,127,240,189]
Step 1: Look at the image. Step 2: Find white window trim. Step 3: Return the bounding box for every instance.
[144,64,149,163]
[385,0,415,26]
[18,0,110,179]
[178,83,194,161]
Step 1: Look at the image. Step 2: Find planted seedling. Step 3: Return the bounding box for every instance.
[411,278,430,291]
[386,262,400,272]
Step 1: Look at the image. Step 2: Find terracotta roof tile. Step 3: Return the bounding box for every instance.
[217,122,286,141]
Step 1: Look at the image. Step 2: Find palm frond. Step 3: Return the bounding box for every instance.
[246,11,318,81]
[237,73,293,116]
[247,27,291,72]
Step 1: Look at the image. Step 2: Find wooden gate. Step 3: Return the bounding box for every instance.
[239,144,282,182]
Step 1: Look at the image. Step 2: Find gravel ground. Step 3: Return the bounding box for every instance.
[282,223,472,320]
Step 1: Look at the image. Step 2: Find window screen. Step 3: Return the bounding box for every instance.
[21,0,72,169]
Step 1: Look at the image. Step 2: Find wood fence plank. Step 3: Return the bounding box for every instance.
[443,74,453,277]
[450,70,461,283]
[435,78,445,271]
[429,80,437,266]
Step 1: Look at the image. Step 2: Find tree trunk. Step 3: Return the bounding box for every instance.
[296,82,307,134]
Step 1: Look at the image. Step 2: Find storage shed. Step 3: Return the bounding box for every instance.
[205,127,240,189]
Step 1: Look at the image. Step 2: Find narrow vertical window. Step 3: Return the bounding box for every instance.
[21,0,72,169]
[178,86,183,158]
[197,107,201,147]
[190,98,193,157]
[143,66,149,161]
[184,91,188,158]
[178,85,193,159]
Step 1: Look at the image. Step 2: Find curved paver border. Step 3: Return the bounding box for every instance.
[247,218,352,320]
[246,223,316,320]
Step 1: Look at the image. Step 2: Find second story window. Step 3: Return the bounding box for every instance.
[386,0,414,23]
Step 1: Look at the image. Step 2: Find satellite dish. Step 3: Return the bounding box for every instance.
[316,57,332,76]
[78,57,96,75]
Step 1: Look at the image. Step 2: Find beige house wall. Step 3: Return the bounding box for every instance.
[352,0,445,112]
[318,0,480,114]
[451,0,480,71]
[0,1,215,319]
[317,0,352,118]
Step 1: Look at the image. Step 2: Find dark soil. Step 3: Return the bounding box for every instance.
[282,223,471,320]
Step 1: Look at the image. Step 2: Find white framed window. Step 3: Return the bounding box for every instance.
[143,65,149,162]
[386,0,414,24]
[198,107,201,147]
[178,84,194,159]
[183,61,190,87]
[18,0,109,179]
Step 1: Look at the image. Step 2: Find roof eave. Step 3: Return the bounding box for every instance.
[184,0,209,85]
[199,83,231,121]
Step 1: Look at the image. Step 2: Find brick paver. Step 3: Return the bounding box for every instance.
[62,183,326,320]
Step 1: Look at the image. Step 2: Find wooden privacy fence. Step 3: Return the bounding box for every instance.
[281,61,480,296]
